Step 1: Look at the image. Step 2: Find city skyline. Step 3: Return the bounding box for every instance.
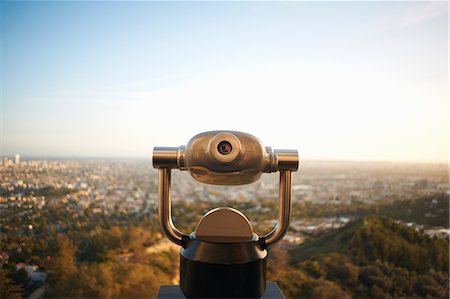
[1,1,448,162]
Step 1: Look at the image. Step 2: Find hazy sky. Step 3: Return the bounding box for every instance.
[1,1,448,162]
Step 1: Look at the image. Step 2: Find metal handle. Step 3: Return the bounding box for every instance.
[158,168,189,246]
[261,170,292,247]
[153,147,184,169]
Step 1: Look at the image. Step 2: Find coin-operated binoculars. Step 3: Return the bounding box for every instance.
[153,131,298,298]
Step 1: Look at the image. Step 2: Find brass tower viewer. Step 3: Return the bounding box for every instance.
[153,130,299,298]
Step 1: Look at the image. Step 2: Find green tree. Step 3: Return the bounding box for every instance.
[46,235,78,298]
[416,274,448,299]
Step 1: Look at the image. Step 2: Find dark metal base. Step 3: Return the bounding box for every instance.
[179,233,268,298]
[180,255,266,298]
[157,282,285,299]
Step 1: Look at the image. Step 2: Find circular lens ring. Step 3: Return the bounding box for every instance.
[218,141,232,155]
[208,132,241,164]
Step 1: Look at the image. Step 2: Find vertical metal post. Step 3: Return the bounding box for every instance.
[158,168,186,246]
[263,170,292,247]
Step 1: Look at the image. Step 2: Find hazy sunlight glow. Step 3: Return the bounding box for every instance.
[1,1,448,162]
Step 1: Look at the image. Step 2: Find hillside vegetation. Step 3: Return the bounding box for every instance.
[269,216,449,298]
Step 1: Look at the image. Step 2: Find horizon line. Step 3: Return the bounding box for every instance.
[1,154,448,165]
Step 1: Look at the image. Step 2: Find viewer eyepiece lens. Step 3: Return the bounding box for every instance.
[218,141,232,155]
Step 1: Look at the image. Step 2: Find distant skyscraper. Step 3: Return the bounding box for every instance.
[15,154,20,165]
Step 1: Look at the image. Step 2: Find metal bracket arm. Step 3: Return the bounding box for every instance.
[158,168,189,247]
[261,170,292,247]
